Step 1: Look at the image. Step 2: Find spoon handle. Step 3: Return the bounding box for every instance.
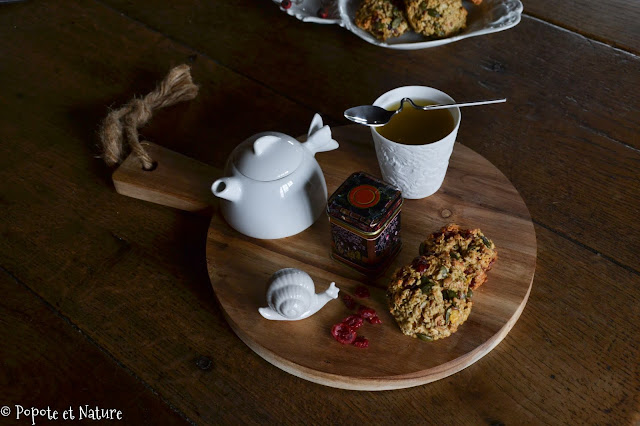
[401,97,507,112]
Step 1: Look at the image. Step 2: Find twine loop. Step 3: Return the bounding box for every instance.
[99,64,199,169]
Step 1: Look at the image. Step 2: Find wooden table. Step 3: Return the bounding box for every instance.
[1,0,638,424]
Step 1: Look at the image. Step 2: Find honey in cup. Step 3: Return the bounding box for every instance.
[375,99,455,145]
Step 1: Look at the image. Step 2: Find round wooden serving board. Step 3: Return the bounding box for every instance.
[205,125,537,391]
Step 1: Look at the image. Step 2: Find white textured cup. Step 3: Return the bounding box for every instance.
[371,86,461,199]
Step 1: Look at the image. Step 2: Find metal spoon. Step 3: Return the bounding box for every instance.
[344,97,507,127]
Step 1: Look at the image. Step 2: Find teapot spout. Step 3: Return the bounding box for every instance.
[211,177,242,202]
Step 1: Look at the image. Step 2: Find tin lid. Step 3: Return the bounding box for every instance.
[233,132,303,181]
[327,171,402,233]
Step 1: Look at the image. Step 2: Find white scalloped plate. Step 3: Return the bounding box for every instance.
[273,0,523,50]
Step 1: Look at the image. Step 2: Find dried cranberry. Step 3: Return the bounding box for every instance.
[317,7,329,18]
[342,314,364,331]
[354,285,370,299]
[358,305,377,319]
[281,0,292,9]
[413,257,429,273]
[331,323,356,344]
[353,336,369,348]
[341,294,357,310]
[368,316,382,324]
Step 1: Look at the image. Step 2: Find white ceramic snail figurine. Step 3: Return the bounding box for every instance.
[259,268,340,321]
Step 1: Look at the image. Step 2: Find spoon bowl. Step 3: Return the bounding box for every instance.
[344,97,506,127]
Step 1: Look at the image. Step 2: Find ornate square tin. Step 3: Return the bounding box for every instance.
[326,171,403,275]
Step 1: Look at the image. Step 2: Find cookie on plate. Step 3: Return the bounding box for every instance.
[355,0,410,41]
[404,0,467,38]
[387,254,473,341]
[419,224,497,289]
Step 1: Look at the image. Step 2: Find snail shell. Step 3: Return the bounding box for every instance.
[265,268,314,319]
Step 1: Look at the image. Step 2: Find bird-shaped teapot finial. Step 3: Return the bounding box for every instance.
[258,268,340,321]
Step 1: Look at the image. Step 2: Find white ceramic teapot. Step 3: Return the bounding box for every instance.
[211,114,339,239]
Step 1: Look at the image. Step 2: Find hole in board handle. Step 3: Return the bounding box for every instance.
[143,161,158,172]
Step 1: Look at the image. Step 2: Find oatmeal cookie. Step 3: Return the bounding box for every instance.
[404,0,467,38]
[355,0,410,41]
[419,224,497,289]
[387,254,473,341]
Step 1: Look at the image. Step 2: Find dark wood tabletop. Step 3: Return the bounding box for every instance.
[1,0,638,424]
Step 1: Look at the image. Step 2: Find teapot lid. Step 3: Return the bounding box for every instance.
[233,132,303,181]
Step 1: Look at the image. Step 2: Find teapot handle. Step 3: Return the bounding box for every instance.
[307,113,324,137]
[304,114,339,156]
[304,126,339,156]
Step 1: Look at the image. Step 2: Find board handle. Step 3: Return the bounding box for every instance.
[112,142,221,214]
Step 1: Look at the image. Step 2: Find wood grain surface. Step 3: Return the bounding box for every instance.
[0,271,188,425]
[1,0,638,424]
[206,125,536,390]
[523,0,640,54]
